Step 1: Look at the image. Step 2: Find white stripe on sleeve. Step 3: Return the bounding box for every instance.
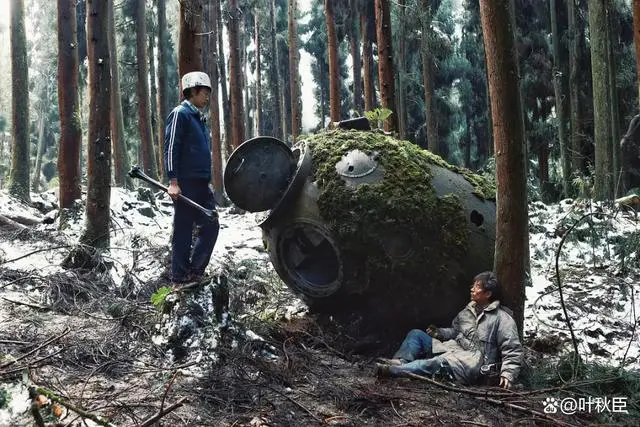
[167,109,180,172]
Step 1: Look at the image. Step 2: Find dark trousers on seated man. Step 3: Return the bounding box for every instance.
[386,329,453,378]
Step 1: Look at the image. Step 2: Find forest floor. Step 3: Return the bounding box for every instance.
[0,188,638,426]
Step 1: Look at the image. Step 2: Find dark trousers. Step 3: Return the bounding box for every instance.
[390,329,452,377]
[171,180,219,282]
[393,329,434,362]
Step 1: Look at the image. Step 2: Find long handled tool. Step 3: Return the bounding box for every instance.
[128,166,218,221]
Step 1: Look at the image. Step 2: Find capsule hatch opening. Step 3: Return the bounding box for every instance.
[277,222,343,298]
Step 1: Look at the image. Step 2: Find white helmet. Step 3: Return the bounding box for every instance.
[181,71,212,91]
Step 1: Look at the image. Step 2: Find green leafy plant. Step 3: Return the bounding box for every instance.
[151,286,172,311]
[0,387,9,409]
[364,107,393,130]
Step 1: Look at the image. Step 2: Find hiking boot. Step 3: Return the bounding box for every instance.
[374,363,393,377]
[187,271,211,283]
[376,358,404,366]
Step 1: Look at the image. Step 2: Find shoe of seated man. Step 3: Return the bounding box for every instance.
[374,363,393,377]
[376,357,404,366]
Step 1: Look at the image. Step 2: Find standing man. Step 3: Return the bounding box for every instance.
[164,71,219,285]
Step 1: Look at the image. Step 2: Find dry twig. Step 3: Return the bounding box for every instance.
[0,296,49,310]
[0,327,69,370]
[0,348,64,376]
[267,385,323,424]
[138,397,187,427]
[31,386,113,427]
[470,395,581,427]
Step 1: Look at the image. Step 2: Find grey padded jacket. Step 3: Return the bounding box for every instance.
[432,300,523,385]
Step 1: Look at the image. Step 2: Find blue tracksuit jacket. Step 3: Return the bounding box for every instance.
[164,100,211,182]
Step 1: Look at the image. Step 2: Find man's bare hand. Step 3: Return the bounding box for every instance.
[168,181,181,200]
[499,376,512,390]
[426,325,439,338]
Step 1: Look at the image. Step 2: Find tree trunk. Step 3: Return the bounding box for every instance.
[289,0,300,141]
[633,0,640,109]
[9,0,30,202]
[215,0,231,156]
[269,0,283,140]
[228,0,245,149]
[421,0,437,153]
[0,134,5,179]
[209,0,223,198]
[320,63,327,125]
[108,0,131,188]
[81,0,111,248]
[179,0,204,80]
[361,4,375,112]
[550,0,570,197]
[397,0,406,140]
[136,0,158,179]
[537,112,550,190]
[607,4,621,196]
[479,0,528,334]
[202,2,209,74]
[243,23,251,140]
[350,0,362,115]
[484,65,493,157]
[157,0,169,179]
[568,0,582,174]
[589,0,613,201]
[465,120,472,168]
[255,17,262,135]
[325,0,340,123]
[375,0,397,132]
[282,43,292,139]
[57,0,82,208]
[31,109,46,192]
[148,25,160,175]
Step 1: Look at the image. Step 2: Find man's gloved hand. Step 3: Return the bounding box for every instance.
[426,325,439,338]
[168,181,181,200]
[499,376,512,390]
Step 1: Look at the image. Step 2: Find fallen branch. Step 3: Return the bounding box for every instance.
[620,279,637,368]
[160,372,179,412]
[30,400,45,427]
[470,395,580,427]
[403,372,618,398]
[267,385,323,424]
[0,244,73,266]
[0,296,49,311]
[0,339,30,345]
[4,213,42,226]
[403,372,512,398]
[0,274,37,290]
[138,397,187,427]
[0,214,28,232]
[554,212,609,367]
[400,373,593,427]
[0,348,64,376]
[0,327,69,369]
[31,386,113,427]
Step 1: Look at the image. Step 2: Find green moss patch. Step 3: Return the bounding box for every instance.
[298,130,493,321]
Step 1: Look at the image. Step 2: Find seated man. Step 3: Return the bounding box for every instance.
[375,271,523,389]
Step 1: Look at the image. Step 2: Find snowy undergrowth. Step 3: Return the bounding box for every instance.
[527,199,640,369]
[0,189,638,372]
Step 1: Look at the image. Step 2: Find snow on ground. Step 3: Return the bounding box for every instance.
[0,187,268,287]
[526,199,640,368]
[0,189,638,371]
